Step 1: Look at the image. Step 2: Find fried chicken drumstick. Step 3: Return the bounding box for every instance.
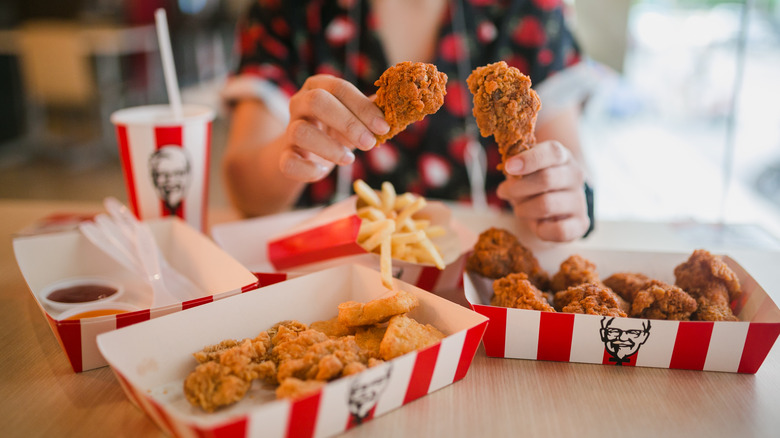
[674,249,741,321]
[466,61,541,172]
[374,61,448,144]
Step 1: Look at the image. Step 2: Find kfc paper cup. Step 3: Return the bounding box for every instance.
[111,104,215,232]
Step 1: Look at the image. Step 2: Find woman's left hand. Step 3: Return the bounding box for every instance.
[496,140,590,242]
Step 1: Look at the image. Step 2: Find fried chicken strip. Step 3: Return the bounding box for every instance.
[374,61,447,144]
[466,61,541,172]
[674,249,741,321]
[338,289,420,327]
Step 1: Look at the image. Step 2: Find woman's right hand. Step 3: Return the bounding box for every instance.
[280,74,391,182]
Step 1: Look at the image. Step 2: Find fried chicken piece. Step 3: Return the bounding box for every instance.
[603,272,656,302]
[374,61,447,144]
[631,283,698,320]
[275,377,326,400]
[550,254,601,292]
[276,335,368,382]
[555,283,627,317]
[466,227,550,290]
[183,361,252,412]
[674,249,741,321]
[355,324,388,359]
[379,314,446,360]
[338,290,420,327]
[310,316,357,338]
[491,273,555,312]
[466,61,541,172]
[270,327,330,364]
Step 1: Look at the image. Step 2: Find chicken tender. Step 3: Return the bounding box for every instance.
[466,61,541,172]
[379,314,445,360]
[631,283,698,320]
[338,289,420,327]
[555,283,627,317]
[674,249,741,321]
[310,316,357,338]
[466,227,550,290]
[491,272,555,312]
[183,361,252,412]
[374,61,447,144]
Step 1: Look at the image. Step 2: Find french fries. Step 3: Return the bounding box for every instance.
[353,180,446,289]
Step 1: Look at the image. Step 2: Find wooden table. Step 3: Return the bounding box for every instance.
[2,199,780,437]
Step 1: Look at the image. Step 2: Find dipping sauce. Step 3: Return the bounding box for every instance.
[64,308,129,320]
[47,284,119,304]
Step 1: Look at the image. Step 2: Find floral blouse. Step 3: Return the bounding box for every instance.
[233,0,581,208]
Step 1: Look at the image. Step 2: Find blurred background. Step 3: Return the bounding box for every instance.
[1,0,779,246]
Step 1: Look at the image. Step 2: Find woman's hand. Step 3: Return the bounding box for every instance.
[496,140,590,242]
[280,75,390,181]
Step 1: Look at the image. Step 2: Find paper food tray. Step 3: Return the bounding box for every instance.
[97,264,487,438]
[13,217,260,372]
[464,248,780,373]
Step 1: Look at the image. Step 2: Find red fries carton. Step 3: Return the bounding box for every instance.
[219,195,477,294]
[96,264,488,438]
[13,217,260,372]
[465,248,780,373]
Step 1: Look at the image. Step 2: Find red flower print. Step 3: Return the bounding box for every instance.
[485,143,502,173]
[310,177,334,204]
[513,16,546,47]
[260,0,281,9]
[505,55,530,75]
[418,153,452,188]
[366,142,399,174]
[271,17,290,38]
[532,0,561,11]
[240,25,265,55]
[443,81,469,117]
[440,34,466,63]
[326,15,356,46]
[448,134,471,164]
[347,53,371,79]
[477,21,497,44]
[307,1,322,32]
[394,117,429,148]
[262,35,288,59]
[366,12,379,30]
[352,156,366,181]
[315,63,342,77]
[538,48,553,66]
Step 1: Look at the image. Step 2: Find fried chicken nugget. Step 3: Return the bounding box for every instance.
[275,377,326,400]
[555,283,627,317]
[466,227,550,290]
[379,314,445,360]
[374,61,447,144]
[338,290,420,327]
[310,316,357,338]
[674,249,741,321]
[491,272,555,312]
[183,361,252,412]
[631,283,698,320]
[603,272,655,302]
[550,254,601,292]
[466,61,541,172]
[355,324,388,359]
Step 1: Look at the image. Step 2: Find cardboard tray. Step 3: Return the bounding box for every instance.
[97,264,488,438]
[212,200,477,294]
[464,248,780,373]
[13,217,260,372]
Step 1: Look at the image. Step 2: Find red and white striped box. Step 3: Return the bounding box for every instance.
[96,264,488,438]
[112,104,215,232]
[265,196,477,294]
[13,217,260,372]
[464,248,780,373]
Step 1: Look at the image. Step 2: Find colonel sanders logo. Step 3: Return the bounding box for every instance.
[347,364,392,426]
[600,317,651,365]
[149,146,191,215]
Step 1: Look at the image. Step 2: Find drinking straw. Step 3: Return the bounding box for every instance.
[154,8,183,120]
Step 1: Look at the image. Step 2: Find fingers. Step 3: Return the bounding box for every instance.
[532,215,591,242]
[295,75,389,149]
[511,189,586,221]
[279,144,334,182]
[496,163,584,201]
[504,141,571,176]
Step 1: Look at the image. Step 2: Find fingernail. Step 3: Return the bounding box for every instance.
[359,131,377,149]
[373,117,390,134]
[341,149,355,165]
[505,158,524,175]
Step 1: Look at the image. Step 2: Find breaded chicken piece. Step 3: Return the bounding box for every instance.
[275,377,326,400]
[310,316,357,338]
[491,272,555,312]
[550,254,601,292]
[338,290,420,327]
[631,283,698,320]
[183,361,252,412]
[466,61,541,172]
[555,283,627,317]
[674,249,741,321]
[374,61,447,144]
[355,324,388,359]
[276,335,368,382]
[466,227,550,290]
[379,314,445,360]
[603,272,656,303]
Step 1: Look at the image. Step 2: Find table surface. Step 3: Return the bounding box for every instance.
[2,199,780,438]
